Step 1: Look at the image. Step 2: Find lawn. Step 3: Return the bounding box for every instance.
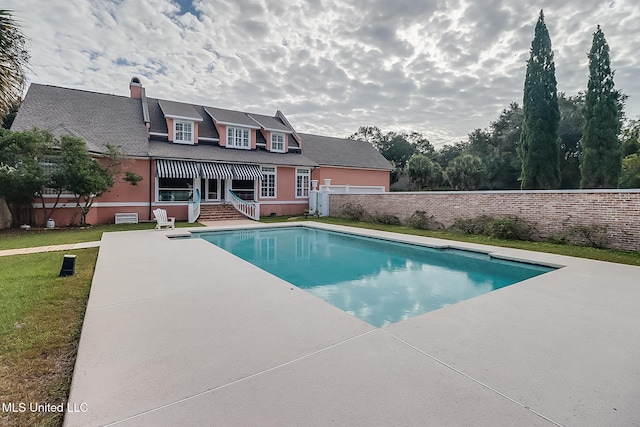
[0,221,203,426]
[0,248,98,427]
[0,217,637,427]
[261,215,640,266]
[0,221,203,251]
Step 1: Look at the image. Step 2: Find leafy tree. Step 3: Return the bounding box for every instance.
[466,129,494,159]
[1,100,19,128]
[0,128,53,226]
[349,126,384,148]
[621,118,640,157]
[350,126,434,187]
[349,126,434,168]
[619,118,640,188]
[0,10,29,119]
[406,132,434,155]
[519,10,561,189]
[466,128,501,188]
[619,154,640,188]
[407,154,443,190]
[434,142,466,170]
[378,133,416,169]
[580,26,624,188]
[489,103,522,189]
[558,93,585,188]
[445,154,487,190]
[56,136,123,226]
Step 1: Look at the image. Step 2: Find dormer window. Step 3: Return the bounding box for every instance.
[174,121,193,144]
[271,133,285,153]
[227,127,251,149]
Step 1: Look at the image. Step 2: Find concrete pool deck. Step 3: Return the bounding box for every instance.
[64,222,640,426]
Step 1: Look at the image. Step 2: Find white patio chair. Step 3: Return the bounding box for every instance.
[153,208,175,230]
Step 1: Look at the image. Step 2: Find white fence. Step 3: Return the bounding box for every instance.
[309,181,386,217]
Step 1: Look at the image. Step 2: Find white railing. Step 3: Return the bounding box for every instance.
[319,184,386,194]
[228,190,260,220]
[188,188,201,223]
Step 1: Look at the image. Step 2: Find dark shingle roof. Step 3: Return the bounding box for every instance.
[194,105,220,140]
[148,98,219,140]
[299,133,393,170]
[147,98,167,134]
[248,113,291,132]
[158,99,203,121]
[148,139,318,167]
[11,84,149,156]
[204,107,260,128]
[11,84,390,172]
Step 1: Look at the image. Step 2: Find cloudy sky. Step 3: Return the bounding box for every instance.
[6,0,640,147]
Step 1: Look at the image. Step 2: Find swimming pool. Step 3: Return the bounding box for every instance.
[195,226,555,327]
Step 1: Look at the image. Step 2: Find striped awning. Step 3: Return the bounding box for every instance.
[156,160,264,181]
[233,164,264,180]
[156,159,200,178]
[201,162,233,179]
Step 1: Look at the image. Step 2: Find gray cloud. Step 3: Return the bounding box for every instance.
[5,0,640,147]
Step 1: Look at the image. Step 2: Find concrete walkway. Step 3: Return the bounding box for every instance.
[64,222,640,426]
[0,240,100,256]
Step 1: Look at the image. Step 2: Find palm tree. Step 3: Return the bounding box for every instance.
[0,10,29,120]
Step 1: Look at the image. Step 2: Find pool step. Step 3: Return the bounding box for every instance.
[199,204,248,221]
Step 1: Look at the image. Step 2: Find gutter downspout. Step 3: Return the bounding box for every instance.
[149,157,153,220]
[141,87,153,220]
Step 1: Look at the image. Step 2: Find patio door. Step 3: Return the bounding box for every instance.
[204,179,226,201]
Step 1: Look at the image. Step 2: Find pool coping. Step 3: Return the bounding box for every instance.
[64,221,640,426]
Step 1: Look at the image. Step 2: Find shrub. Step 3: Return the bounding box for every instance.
[561,224,609,248]
[339,203,367,221]
[449,215,494,235]
[370,212,401,225]
[449,215,536,241]
[405,210,444,230]
[489,216,536,241]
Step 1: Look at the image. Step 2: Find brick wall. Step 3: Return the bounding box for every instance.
[329,190,640,252]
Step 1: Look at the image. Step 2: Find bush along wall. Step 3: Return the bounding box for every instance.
[339,206,611,249]
[331,190,640,251]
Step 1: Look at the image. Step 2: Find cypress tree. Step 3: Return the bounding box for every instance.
[580,26,623,188]
[518,10,561,189]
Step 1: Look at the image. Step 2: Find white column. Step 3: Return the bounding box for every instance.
[309,190,319,214]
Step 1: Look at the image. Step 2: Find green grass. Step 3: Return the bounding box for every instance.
[0,248,98,427]
[0,221,203,426]
[0,221,203,250]
[261,216,640,266]
[0,215,636,427]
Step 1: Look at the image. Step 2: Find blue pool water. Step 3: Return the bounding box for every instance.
[196,227,554,327]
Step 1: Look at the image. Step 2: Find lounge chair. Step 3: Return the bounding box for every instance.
[153,208,175,230]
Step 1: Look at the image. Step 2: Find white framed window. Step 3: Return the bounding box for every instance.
[39,156,74,196]
[271,133,285,153]
[227,127,251,149]
[296,168,310,198]
[260,166,276,198]
[174,121,193,144]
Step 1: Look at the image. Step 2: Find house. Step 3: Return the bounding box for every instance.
[11,78,392,225]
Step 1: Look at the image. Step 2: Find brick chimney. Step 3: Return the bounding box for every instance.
[129,76,143,98]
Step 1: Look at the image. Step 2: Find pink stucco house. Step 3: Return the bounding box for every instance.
[11,78,392,225]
